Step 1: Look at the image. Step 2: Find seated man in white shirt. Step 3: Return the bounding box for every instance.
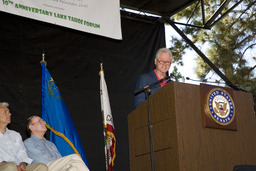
[0,102,48,171]
[24,115,89,171]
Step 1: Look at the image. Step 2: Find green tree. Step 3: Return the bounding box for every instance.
[168,0,256,92]
[171,66,185,82]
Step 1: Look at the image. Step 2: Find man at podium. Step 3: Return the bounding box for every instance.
[134,48,172,108]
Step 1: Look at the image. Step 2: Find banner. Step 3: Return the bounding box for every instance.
[99,65,116,171]
[0,0,122,40]
[41,60,89,168]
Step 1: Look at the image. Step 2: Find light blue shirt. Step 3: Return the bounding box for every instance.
[0,128,33,165]
[24,135,62,164]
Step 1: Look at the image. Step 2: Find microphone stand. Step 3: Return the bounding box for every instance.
[134,74,173,171]
[144,86,154,171]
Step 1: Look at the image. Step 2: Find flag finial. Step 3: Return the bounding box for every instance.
[99,62,104,76]
[42,52,45,61]
[100,62,103,70]
[40,51,47,66]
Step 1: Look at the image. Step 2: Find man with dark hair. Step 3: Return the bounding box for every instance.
[25,115,89,171]
[0,102,48,171]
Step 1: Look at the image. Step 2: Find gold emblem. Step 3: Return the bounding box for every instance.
[205,88,235,126]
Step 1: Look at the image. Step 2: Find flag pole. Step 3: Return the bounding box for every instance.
[100,62,110,171]
[103,111,110,171]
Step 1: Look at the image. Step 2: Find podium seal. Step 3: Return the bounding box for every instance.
[206,88,235,125]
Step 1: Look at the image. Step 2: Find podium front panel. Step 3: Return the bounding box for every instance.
[128,82,256,171]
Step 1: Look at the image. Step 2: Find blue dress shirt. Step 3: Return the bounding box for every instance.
[24,135,62,164]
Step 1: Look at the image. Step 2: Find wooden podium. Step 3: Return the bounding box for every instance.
[128,82,256,171]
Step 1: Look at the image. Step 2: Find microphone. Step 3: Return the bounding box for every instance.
[186,77,205,82]
[134,73,174,95]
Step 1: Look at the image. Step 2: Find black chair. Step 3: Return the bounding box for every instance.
[234,165,256,171]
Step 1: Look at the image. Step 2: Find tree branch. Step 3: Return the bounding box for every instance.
[241,43,256,58]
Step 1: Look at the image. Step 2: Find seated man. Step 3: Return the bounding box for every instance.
[0,102,47,171]
[24,115,89,171]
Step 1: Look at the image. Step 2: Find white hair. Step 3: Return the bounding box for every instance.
[0,102,9,107]
[155,48,172,59]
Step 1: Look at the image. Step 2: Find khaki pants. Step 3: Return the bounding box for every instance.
[0,162,48,171]
[47,154,89,171]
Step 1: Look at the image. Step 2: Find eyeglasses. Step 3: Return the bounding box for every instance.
[157,59,171,65]
[1,109,10,114]
[30,119,45,125]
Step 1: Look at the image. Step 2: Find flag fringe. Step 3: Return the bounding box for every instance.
[46,124,82,158]
[106,130,116,166]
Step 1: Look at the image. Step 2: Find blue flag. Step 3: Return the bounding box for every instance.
[41,60,89,168]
